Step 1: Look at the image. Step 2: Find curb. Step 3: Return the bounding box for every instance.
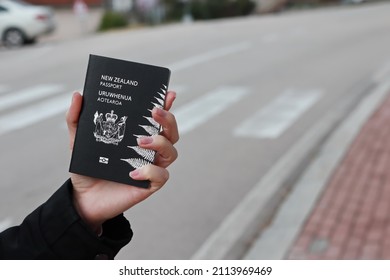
[192,78,390,260]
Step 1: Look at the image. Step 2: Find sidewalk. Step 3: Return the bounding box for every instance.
[287,93,390,260]
[42,8,103,43]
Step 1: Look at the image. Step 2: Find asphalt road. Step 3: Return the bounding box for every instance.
[1,2,390,259]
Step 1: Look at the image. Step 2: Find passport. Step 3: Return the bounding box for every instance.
[69,54,171,188]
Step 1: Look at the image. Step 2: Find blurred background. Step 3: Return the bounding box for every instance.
[1,0,390,259]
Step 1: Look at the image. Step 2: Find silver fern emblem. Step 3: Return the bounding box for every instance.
[127,146,156,162]
[121,158,151,169]
[121,85,167,169]
[143,116,159,129]
[139,125,159,136]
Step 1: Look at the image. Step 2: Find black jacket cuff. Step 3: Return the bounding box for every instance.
[0,179,133,259]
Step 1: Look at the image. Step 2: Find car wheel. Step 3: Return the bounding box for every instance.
[25,37,37,45]
[3,28,25,47]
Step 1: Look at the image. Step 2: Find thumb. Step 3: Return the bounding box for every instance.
[66,92,83,151]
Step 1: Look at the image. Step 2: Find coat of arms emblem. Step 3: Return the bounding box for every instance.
[93,110,128,145]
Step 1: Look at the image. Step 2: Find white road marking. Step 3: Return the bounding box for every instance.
[373,60,390,83]
[168,84,188,95]
[168,42,252,72]
[288,27,307,39]
[0,218,12,233]
[0,85,9,94]
[173,86,250,135]
[260,28,308,44]
[234,89,323,139]
[0,42,251,134]
[0,84,64,113]
[262,33,281,43]
[0,93,71,136]
[0,45,54,67]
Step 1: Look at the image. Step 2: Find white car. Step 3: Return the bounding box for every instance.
[342,0,366,4]
[0,0,55,47]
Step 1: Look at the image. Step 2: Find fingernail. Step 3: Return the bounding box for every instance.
[130,169,140,178]
[137,137,153,145]
[71,92,76,103]
[154,107,166,117]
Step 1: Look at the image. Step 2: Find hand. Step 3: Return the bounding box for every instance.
[66,91,179,233]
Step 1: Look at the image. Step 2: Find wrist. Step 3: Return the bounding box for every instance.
[72,191,104,236]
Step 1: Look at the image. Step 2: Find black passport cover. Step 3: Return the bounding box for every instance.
[69,54,171,188]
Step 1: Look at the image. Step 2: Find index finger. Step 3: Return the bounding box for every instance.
[152,107,179,144]
[164,91,176,111]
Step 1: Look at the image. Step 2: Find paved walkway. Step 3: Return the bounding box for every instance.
[42,8,103,43]
[287,93,390,259]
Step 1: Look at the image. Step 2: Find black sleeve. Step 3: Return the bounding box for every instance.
[0,179,133,260]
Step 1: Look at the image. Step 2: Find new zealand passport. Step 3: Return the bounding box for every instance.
[69,54,171,188]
